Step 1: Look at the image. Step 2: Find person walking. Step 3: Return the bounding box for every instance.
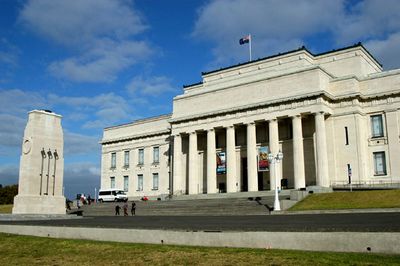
[123,202,128,216]
[115,205,121,216]
[131,201,136,216]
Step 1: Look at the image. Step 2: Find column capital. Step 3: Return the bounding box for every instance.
[314,111,325,116]
[206,128,215,132]
[226,125,235,129]
[247,121,256,126]
[173,133,182,138]
[267,118,278,123]
[291,114,302,119]
[188,131,197,135]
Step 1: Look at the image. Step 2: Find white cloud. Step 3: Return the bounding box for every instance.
[48,39,152,82]
[126,75,176,96]
[19,0,147,46]
[19,0,153,82]
[192,0,344,65]
[365,33,400,70]
[192,0,400,70]
[64,131,100,155]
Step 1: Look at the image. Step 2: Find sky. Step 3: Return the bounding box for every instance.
[1,0,400,199]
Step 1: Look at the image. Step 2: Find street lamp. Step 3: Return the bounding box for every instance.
[268,150,283,211]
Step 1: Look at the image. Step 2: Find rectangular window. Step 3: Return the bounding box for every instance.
[137,174,143,191]
[373,152,387,175]
[138,149,144,165]
[124,151,129,167]
[110,176,115,188]
[371,115,384,138]
[345,126,349,145]
[152,173,159,190]
[111,152,116,169]
[153,146,159,163]
[123,176,129,192]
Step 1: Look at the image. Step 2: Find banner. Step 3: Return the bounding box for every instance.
[216,152,226,174]
[258,146,269,171]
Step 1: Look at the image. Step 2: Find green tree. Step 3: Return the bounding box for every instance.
[0,185,18,204]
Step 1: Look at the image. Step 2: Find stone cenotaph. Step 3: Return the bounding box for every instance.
[13,110,66,214]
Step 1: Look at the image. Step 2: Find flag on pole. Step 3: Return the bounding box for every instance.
[239,35,250,45]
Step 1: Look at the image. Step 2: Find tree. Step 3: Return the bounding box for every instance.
[0,184,18,204]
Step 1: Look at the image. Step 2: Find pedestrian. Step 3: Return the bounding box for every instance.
[115,205,121,215]
[123,202,128,216]
[87,194,91,205]
[131,201,136,216]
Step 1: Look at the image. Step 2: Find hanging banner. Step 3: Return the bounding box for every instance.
[216,152,226,174]
[258,146,269,171]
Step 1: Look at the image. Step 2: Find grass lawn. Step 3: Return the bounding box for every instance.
[290,190,400,211]
[0,233,399,265]
[0,204,12,213]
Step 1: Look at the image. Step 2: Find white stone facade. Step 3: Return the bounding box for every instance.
[101,44,400,198]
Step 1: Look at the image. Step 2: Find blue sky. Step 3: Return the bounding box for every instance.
[1,0,400,199]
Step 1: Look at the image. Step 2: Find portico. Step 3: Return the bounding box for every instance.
[171,110,329,195]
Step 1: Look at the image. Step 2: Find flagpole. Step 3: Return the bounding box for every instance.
[249,34,252,61]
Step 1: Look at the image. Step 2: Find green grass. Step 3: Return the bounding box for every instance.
[0,204,12,213]
[0,233,399,265]
[290,190,400,211]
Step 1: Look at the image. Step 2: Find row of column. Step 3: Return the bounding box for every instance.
[173,112,329,195]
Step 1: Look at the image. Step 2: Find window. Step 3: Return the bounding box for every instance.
[373,152,387,175]
[137,174,143,191]
[110,177,115,188]
[123,176,129,192]
[111,152,116,169]
[371,115,384,138]
[124,150,129,167]
[138,149,144,165]
[153,147,159,164]
[152,173,159,190]
[345,127,349,145]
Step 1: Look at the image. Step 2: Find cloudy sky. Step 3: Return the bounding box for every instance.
[1,0,400,199]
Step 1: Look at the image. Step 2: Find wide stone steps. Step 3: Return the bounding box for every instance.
[80,196,284,216]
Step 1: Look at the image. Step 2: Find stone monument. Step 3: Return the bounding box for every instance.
[13,110,66,214]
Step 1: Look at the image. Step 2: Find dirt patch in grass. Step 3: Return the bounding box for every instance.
[290,190,400,211]
[0,233,399,265]
[0,204,12,213]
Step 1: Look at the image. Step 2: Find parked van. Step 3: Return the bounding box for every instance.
[98,189,128,202]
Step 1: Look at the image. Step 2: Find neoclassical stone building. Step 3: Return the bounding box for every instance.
[101,43,400,198]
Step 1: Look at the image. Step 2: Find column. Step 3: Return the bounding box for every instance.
[269,119,279,190]
[247,122,258,191]
[188,132,198,194]
[226,125,237,193]
[292,115,306,189]
[172,134,182,194]
[207,129,217,194]
[315,112,329,187]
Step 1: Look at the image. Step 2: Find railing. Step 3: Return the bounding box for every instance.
[331,179,400,189]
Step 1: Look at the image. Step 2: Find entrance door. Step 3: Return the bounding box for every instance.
[241,158,248,192]
[258,172,264,191]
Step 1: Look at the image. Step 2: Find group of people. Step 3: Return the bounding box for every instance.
[115,201,136,216]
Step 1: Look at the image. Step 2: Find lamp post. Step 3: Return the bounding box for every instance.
[268,150,283,211]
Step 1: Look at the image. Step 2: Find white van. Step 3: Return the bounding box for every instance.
[98,189,128,202]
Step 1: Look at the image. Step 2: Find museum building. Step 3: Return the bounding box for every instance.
[100,43,400,198]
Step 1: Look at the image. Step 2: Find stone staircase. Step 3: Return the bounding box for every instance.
[80,191,292,216]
